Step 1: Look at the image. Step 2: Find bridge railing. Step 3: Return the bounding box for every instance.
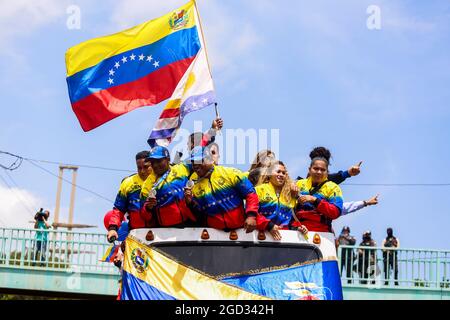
[0,227,117,275]
[338,245,450,289]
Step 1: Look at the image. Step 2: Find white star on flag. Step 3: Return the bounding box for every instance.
[114,62,120,69]
[147,55,153,62]
[109,69,115,76]
[108,78,114,85]
[139,54,145,61]
[153,61,160,68]
[202,98,208,104]
[130,54,136,60]
[122,56,128,63]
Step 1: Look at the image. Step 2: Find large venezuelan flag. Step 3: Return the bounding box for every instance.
[120,236,343,300]
[66,1,200,131]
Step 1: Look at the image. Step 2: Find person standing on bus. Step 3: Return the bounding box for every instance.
[297,146,362,185]
[291,150,343,233]
[106,151,152,242]
[184,146,260,232]
[140,146,197,227]
[255,161,308,240]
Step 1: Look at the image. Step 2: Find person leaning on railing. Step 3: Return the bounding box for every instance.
[357,231,377,285]
[33,209,51,266]
[382,227,400,286]
[338,226,357,283]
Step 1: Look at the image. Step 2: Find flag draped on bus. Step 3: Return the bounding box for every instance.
[65,1,212,132]
[120,236,343,300]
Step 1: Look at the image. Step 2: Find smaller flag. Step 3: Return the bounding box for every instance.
[101,245,120,263]
[148,6,216,147]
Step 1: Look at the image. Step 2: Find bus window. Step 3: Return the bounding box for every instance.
[152,242,322,278]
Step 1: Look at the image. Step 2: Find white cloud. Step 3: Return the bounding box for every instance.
[284,155,310,179]
[109,0,264,90]
[0,0,69,45]
[0,185,44,229]
[109,0,182,29]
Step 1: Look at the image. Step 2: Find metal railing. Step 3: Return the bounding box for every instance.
[338,245,450,289]
[0,227,117,275]
[2,227,449,291]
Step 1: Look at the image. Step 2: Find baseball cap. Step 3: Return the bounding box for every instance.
[148,146,170,159]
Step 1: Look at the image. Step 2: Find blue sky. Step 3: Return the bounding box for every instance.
[0,0,449,249]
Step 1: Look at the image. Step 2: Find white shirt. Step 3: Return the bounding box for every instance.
[342,201,366,216]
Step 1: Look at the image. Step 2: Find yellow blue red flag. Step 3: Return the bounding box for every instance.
[65,1,203,132]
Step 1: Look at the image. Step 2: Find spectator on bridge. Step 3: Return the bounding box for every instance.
[382,227,400,286]
[33,209,51,266]
[337,226,356,283]
[357,231,377,285]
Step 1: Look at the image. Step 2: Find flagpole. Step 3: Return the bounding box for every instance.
[193,0,213,77]
[193,0,221,135]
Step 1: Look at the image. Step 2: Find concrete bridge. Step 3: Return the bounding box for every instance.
[0,227,448,299]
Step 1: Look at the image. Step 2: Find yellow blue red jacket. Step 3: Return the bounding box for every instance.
[189,166,260,230]
[108,174,146,230]
[255,183,297,231]
[140,163,196,227]
[293,177,343,232]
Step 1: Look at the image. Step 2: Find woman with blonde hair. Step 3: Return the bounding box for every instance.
[255,160,308,240]
[247,149,277,186]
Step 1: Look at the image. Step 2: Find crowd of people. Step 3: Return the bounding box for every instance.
[102,117,395,283]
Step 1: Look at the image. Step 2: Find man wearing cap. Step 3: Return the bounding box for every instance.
[184,146,261,232]
[338,226,357,283]
[140,146,197,227]
[106,151,152,242]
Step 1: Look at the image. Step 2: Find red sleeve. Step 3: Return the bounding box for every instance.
[140,200,153,224]
[316,199,340,220]
[245,192,259,216]
[108,208,125,229]
[290,220,303,229]
[255,214,272,231]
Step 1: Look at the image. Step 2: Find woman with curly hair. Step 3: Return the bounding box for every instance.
[255,161,308,240]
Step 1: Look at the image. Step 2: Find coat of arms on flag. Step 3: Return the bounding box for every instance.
[65,1,216,138]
